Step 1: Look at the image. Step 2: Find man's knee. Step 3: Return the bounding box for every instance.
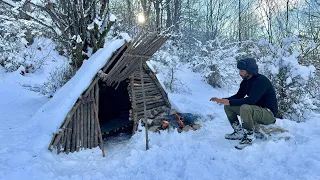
[240,104,252,112]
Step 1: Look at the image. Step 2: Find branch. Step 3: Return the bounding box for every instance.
[28,1,67,29]
[0,0,59,35]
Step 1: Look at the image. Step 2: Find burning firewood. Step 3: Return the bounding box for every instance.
[175,114,185,128]
[161,120,170,129]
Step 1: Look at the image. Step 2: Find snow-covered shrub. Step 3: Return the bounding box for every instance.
[42,62,75,97]
[0,3,45,72]
[245,38,317,120]
[190,39,240,89]
[151,40,190,94]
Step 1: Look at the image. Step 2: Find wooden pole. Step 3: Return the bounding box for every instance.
[140,59,149,150]
[93,102,105,157]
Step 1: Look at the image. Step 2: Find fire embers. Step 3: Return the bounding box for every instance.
[148,112,201,133]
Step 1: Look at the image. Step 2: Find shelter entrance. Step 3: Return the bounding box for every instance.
[98,79,133,135]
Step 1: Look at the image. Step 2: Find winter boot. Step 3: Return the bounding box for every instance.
[239,129,255,145]
[225,123,244,140]
[235,129,255,150]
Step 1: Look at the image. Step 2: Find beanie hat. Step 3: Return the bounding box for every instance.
[237,58,259,75]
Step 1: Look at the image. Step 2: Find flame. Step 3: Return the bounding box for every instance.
[175,114,184,127]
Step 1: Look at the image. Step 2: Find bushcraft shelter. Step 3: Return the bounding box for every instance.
[47,32,171,155]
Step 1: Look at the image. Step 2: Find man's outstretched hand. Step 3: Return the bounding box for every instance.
[210,97,230,105]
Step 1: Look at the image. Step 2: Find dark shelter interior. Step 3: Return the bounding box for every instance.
[98,80,133,135]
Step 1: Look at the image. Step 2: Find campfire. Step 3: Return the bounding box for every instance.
[148,112,201,133]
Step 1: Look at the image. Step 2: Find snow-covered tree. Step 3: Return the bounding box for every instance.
[246,38,318,120]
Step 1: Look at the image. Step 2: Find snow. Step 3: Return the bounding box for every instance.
[109,14,117,22]
[119,32,132,42]
[76,35,82,43]
[1,45,320,179]
[281,52,316,80]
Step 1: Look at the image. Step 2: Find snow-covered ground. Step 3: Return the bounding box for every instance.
[1,51,320,180]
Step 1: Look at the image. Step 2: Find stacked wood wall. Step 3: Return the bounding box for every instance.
[128,63,171,133]
[50,84,100,154]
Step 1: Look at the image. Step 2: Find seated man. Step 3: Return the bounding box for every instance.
[210,58,278,146]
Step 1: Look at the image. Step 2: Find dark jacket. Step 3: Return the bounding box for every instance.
[227,73,278,117]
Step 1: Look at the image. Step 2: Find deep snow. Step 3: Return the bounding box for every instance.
[1,44,320,180]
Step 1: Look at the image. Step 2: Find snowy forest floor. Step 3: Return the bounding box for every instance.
[1,63,320,180]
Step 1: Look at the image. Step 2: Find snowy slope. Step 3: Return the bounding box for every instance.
[1,56,320,179]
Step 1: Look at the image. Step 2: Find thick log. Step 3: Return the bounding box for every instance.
[140,60,149,150]
[88,94,92,149]
[136,99,164,107]
[133,87,159,92]
[57,137,61,154]
[71,115,76,153]
[129,76,138,133]
[93,103,105,157]
[80,104,83,149]
[66,122,72,154]
[135,102,167,112]
[134,91,162,97]
[60,131,64,153]
[63,127,68,152]
[128,82,155,87]
[90,90,95,148]
[132,84,158,89]
[135,96,162,103]
[76,107,80,152]
[83,102,88,149]
[94,85,99,147]
[51,132,61,150]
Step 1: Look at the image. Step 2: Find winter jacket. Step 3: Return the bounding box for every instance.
[227,73,278,117]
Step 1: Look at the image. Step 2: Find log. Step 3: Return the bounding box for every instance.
[140,60,149,150]
[88,93,92,149]
[60,131,64,153]
[57,137,61,154]
[51,132,60,151]
[135,96,162,104]
[135,102,167,112]
[132,84,158,89]
[48,133,56,152]
[84,102,88,149]
[80,104,83,149]
[63,127,68,152]
[94,84,99,147]
[93,103,105,157]
[134,106,168,117]
[71,115,76,153]
[66,122,72,154]
[129,82,155,87]
[76,107,80,152]
[133,87,159,92]
[90,89,95,148]
[133,91,160,96]
[129,75,138,133]
[136,99,165,107]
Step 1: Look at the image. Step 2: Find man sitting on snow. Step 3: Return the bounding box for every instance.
[210,58,278,146]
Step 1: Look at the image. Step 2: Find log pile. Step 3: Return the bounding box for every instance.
[127,62,171,133]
